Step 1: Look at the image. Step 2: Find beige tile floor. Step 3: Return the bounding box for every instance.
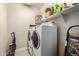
[15,47,30,56]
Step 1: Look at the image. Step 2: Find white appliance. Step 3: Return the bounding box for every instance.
[27,26,35,56]
[28,23,57,56]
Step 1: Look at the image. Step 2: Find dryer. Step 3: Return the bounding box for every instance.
[30,23,57,56]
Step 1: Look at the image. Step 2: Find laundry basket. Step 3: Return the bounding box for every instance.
[64,25,79,56]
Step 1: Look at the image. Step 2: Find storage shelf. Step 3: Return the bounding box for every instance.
[46,4,79,22]
[61,4,79,15]
[36,4,79,25]
[45,13,60,22]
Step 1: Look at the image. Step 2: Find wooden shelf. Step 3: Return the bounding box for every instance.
[36,4,79,25]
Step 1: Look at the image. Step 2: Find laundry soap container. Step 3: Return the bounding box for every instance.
[55,4,62,14]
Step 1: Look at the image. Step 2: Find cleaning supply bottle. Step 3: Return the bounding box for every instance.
[55,4,62,14]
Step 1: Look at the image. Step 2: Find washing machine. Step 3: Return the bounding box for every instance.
[30,22,57,56]
[27,25,36,56]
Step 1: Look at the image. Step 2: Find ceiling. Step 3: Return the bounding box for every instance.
[23,3,45,9]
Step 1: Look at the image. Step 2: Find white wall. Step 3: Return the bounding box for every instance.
[7,3,39,49]
[0,4,7,56]
[54,10,79,56]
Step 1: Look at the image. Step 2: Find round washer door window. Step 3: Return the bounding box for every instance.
[31,31,40,49]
